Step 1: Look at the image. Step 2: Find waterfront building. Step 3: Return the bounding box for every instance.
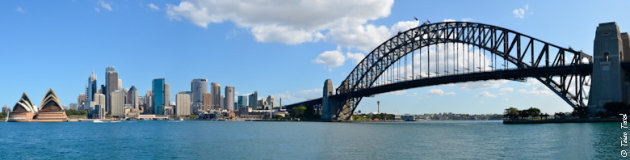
[106,66,119,114]
[127,86,139,109]
[211,82,221,109]
[225,86,234,111]
[176,92,191,116]
[191,79,207,114]
[164,105,175,115]
[164,84,170,107]
[237,95,248,110]
[153,78,169,115]
[8,93,36,122]
[144,91,154,114]
[249,91,258,109]
[110,89,126,117]
[203,93,212,112]
[220,96,225,110]
[94,93,106,118]
[33,89,68,122]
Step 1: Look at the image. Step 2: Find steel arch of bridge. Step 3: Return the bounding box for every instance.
[333,21,593,120]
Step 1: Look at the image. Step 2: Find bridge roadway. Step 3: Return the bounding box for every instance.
[284,62,630,110]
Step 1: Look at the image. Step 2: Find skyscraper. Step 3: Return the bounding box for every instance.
[249,91,258,109]
[128,86,139,109]
[144,91,154,114]
[164,84,170,107]
[211,82,221,109]
[191,79,207,114]
[225,86,234,111]
[86,72,97,102]
[105,66,119,115]
[237,95,248,110]
[176,92,191,116]
[110,89,125,117]
[203,93,212,112]
[153,78,165,115]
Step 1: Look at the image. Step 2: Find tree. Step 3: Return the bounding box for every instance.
[504,107,519,119]
[290,106,307,119]
[526,107,541,118]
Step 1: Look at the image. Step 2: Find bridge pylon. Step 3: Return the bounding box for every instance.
[588,22,630,114]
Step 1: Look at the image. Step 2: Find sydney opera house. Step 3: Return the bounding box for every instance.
[8,89,68,122]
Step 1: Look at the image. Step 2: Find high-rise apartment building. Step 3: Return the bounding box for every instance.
[225,86,234,111]
[211,82,221,109]
[203,93,212,112]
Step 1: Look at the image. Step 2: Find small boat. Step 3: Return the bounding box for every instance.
[93,120,105,123]
[110,120,121,123]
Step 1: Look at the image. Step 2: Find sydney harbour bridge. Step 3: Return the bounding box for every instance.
[285,21,630,121]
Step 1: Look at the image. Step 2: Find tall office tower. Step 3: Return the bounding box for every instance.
[203,93,212,112]
[211,82,221,109]
[248,91,258,109]
[237,95,248,110]
[127,86,139,109]
[190,79,207,114]
[110,89,125,117]
[164,84,170,107]
[220,96,225,110]
[225,86,234,111]
[105,66,119,115]
[78,94,86,110]
[176,92,191,116]
[144,91,154,114]
[153,78,166,115]
[118,79,122,90]
[86,72,97,102]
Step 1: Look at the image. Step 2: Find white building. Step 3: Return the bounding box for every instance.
[176,92,191,116]
[110,89,126,117]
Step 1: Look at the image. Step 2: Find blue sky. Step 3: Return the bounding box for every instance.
[0,0,628,114]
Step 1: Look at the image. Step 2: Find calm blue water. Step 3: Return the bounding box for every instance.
[0,121,619,159]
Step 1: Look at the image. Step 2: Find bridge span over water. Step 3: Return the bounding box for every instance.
[285,22,630,121]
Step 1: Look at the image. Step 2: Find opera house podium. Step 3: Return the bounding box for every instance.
[8,89,68,122]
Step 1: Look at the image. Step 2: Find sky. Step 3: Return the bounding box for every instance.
[0,0,629,114]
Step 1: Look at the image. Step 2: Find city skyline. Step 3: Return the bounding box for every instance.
[1,0,630,114]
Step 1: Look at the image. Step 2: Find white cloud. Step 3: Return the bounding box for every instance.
[166,0,414,51]
[513,5,528,19]
[148,3,160,10]
[97,0,112,12]
[387,90,407,95]
[478,91,497,98]
[16,6,24,13]
[428,89,455,96]
[345,52,365,64]
[499,87,514,92]
[458,80,508,90]
[314,49,346,69]
[518,87,552,95]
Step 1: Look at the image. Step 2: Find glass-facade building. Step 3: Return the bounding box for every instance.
[153,78,165,115]
[237,95,248,110]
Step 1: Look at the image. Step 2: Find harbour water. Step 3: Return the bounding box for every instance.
[0,121,618,159]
